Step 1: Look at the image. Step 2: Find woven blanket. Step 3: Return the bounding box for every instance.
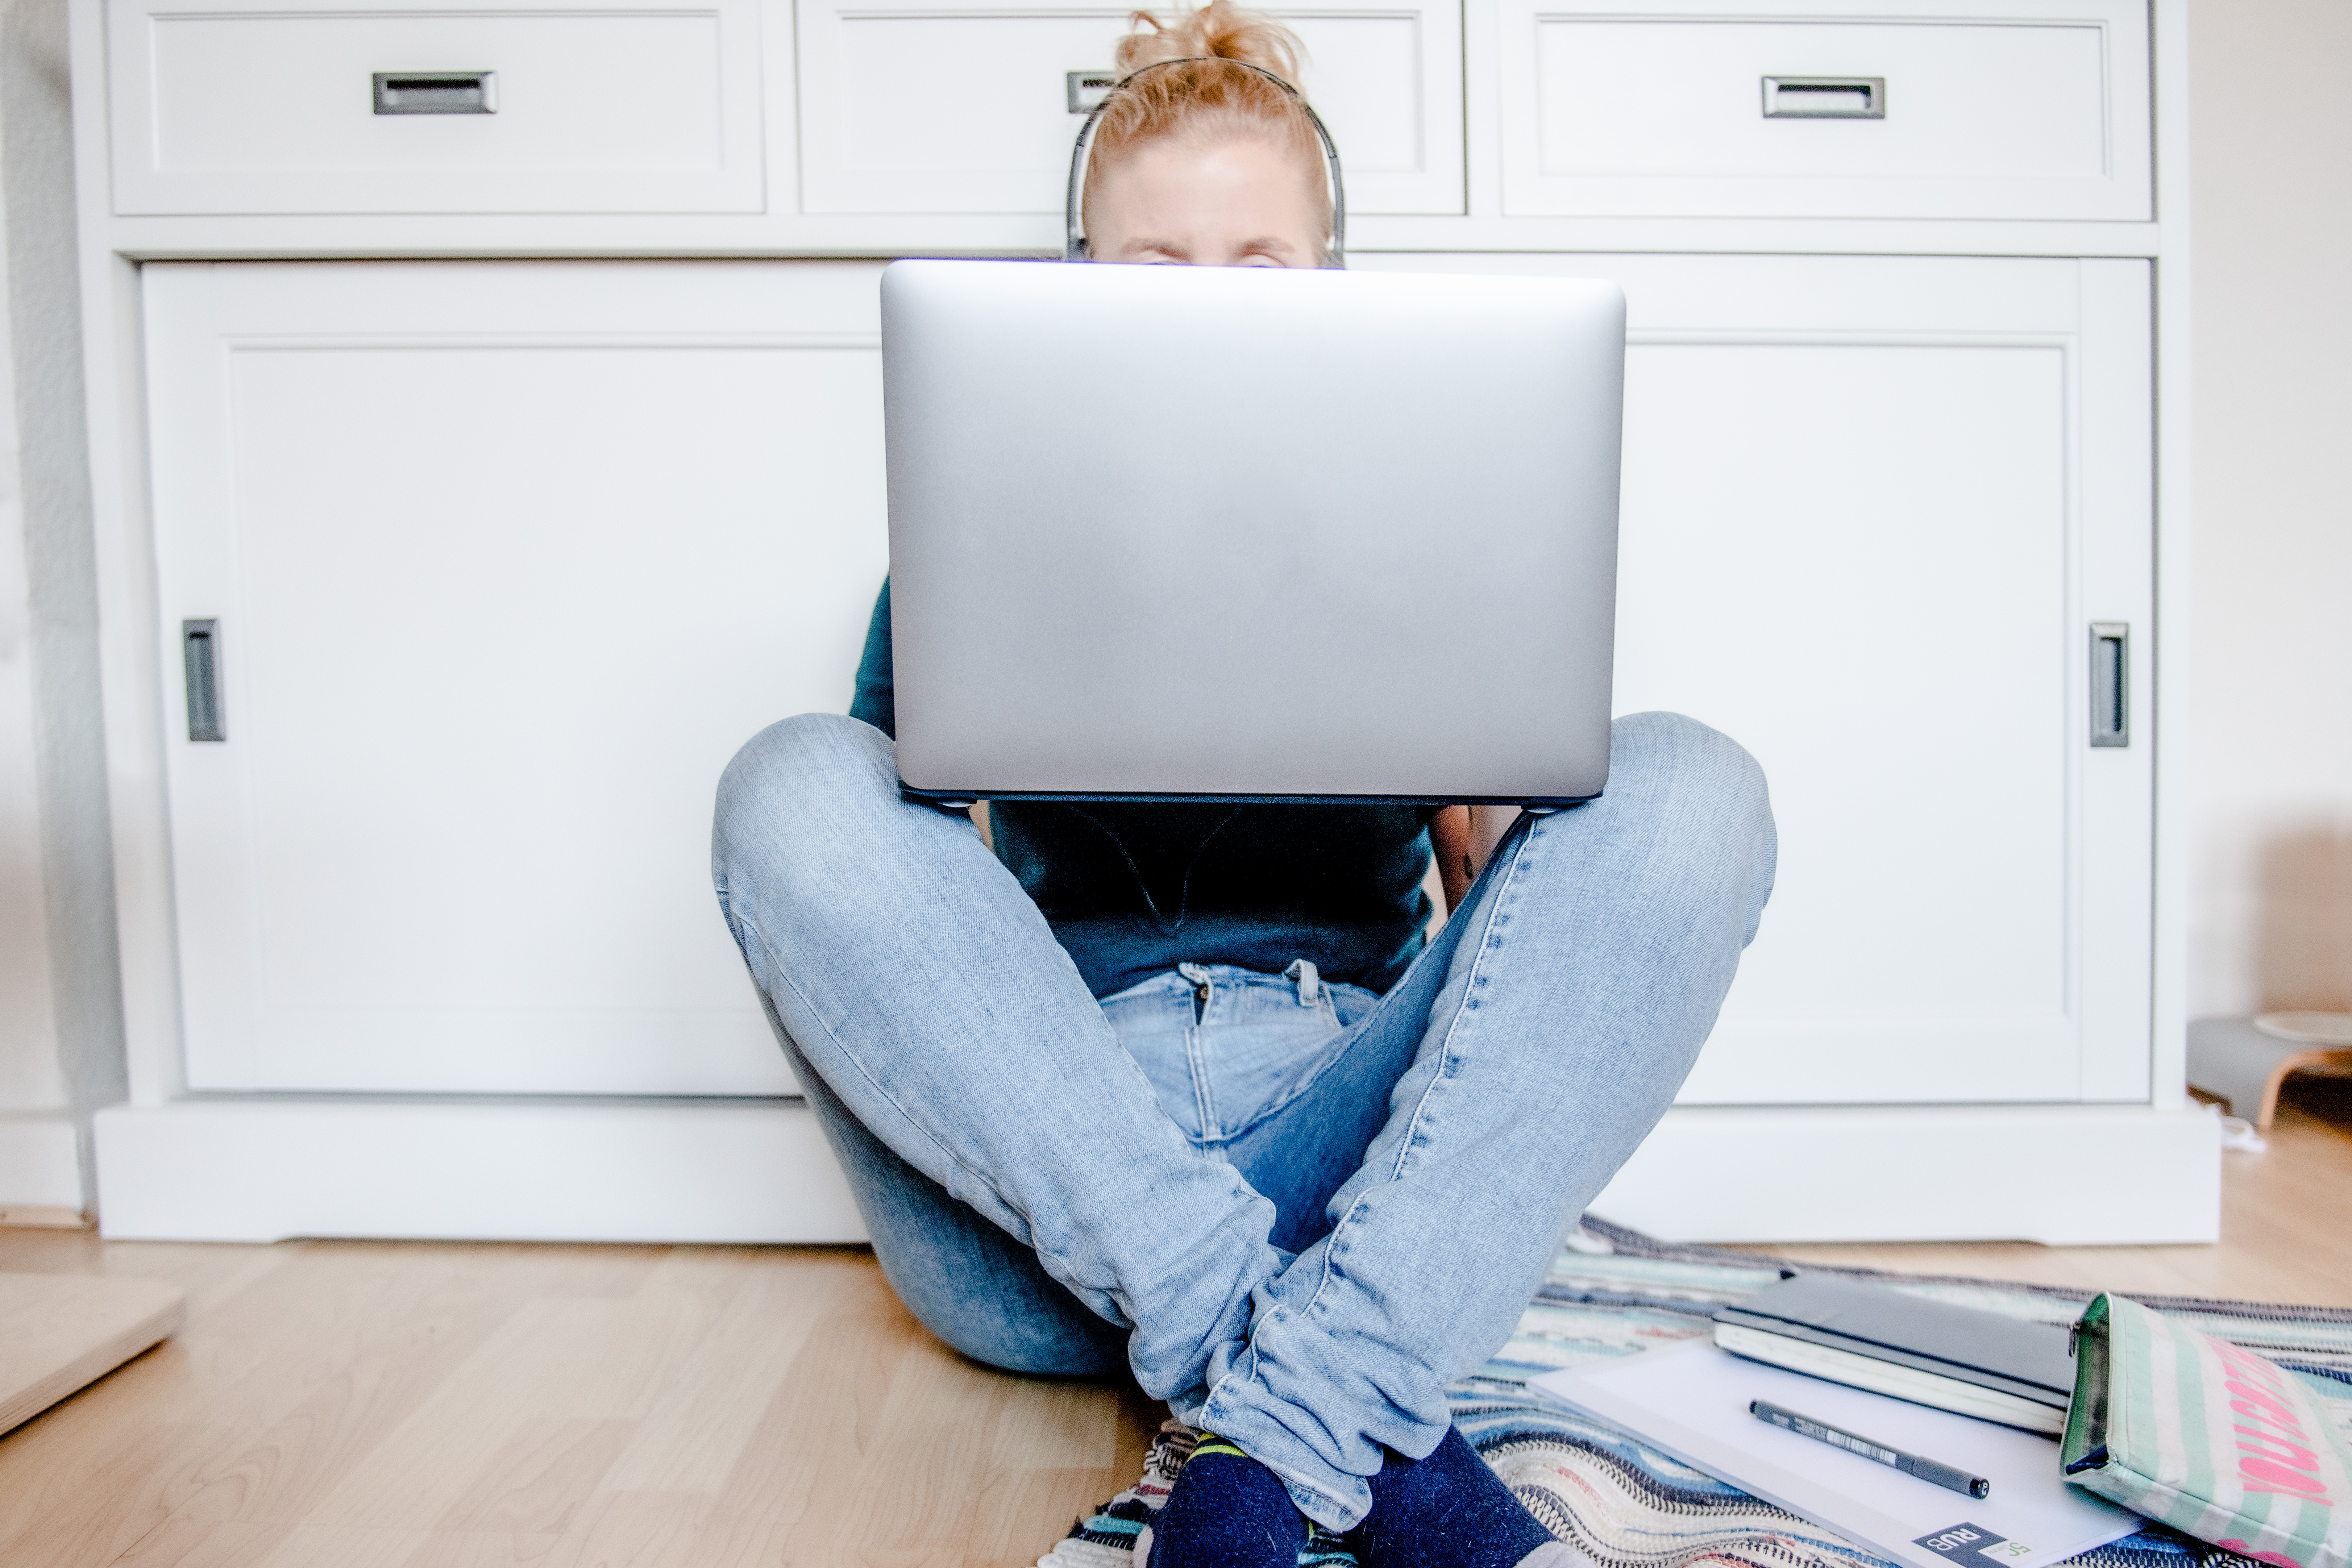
[1034,1219,2352,1568]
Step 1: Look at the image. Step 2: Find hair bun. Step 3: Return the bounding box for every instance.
[1115,0,1303,86]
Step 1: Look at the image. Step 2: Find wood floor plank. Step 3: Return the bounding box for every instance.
[820,1330,1016,1564]
[130,1250,593,1530]
[712,1266,964,1564]
[989,1378,1119,1472]
[510,1490,714,1568]
[297,1299,647,1530]
[434,1416,637,1534]
[0,1415,221,1568]
[598,1251,860,1496]
[251,1525,435,1568]
[111,1518,304,1568]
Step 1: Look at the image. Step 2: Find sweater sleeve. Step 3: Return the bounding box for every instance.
[848,579,895,738]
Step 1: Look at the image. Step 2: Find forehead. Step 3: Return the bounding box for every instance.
[1092,133,1325,204]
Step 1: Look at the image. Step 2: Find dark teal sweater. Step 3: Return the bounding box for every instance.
[851,582,1436,998]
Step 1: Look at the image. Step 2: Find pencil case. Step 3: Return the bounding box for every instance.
[2062,1293,2352,1568]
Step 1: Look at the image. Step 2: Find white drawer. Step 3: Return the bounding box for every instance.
[107,0,766,215]
[1499,0,2151,221]
[795,0,1462,217]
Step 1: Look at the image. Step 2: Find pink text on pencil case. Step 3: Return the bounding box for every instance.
[2213,1341,2332,1502]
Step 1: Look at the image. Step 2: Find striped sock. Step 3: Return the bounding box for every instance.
[1147,1432,1309,1568]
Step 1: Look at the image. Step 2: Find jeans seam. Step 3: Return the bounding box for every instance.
[1301,823,1534,1323]
[1217,822,1536,1439]
[1380,820,1534,1186]
[1187,1024,1219,1141]
[731,903,1021,1224]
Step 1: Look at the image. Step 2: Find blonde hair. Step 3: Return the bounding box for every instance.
[1082,2,1333,253]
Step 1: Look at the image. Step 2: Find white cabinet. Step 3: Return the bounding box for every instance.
[144,260,886,1093]
[75,0,2212,1245]
[794,0,1463,215]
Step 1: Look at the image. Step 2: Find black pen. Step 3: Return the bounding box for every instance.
[1750,1400,1992,1500]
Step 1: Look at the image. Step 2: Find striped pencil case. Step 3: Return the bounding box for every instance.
[2062,1293,2352,1568]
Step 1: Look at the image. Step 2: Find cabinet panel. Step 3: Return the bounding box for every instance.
[795,0,1462,216]
[146,261,887,1094]
[1368,252,2154,1105]
[109,0,767,215]
[1498,0,2151,220]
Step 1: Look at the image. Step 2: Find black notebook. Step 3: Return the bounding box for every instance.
[1711,1273,2076,1434]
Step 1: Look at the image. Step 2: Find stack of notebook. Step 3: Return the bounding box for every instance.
[1712,1273,2077,1434]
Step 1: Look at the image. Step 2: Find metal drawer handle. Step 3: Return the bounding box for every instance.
[374,71,498,115]
[183,619,225,743]
[2090,621,2129,748]
[1067,69,1116,114]
[1762,76,1884,119]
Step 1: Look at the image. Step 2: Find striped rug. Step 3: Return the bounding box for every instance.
[1034,1219,2352,1568]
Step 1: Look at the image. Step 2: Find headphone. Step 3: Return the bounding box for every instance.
[1064,57,1347,267]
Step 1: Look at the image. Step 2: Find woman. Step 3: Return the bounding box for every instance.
[711,6,1777,1563]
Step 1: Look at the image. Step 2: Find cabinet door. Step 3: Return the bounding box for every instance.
[145,261,888,1094]
[794,0,1463,217]
[1365,253,2154,1105]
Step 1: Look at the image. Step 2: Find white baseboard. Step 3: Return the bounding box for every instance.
[1591,1103,2221,1246]
[0,1115,86,1211]
[95,1098,863,1243]
[94,1098,2220,1247]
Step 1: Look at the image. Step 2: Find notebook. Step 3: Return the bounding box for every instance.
[1713,1274,2076,1434]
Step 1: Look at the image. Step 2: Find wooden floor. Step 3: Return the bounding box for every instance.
[4,1080,2348,1568]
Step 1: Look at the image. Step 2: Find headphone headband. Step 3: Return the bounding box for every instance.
[1064,55,1347,267]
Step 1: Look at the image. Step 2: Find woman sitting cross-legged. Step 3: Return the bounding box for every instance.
[711,6,1778,1563]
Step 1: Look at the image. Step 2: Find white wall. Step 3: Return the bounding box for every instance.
[2187,0,2352,1020]
[0,0,122,1214]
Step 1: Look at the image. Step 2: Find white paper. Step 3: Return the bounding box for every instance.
[1531,1338,2137,1568]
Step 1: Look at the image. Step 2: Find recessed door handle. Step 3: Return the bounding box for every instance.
[374,71,497,115]
[2090,621,2128,748]
[184,619,225,743]
[1762,76,1885,118]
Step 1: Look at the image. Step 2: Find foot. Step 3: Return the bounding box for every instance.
[1145,1432,1310,1568]
[1346,1426,1573,1568]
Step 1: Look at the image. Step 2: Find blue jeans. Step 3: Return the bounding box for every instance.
[711,711,1774,1530]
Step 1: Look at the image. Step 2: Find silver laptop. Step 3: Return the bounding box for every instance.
[881,259,1625,806]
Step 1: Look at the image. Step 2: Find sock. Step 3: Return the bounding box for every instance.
[1146,1432,1310,1568]
[1300,1523,1363,1566]
[1346,1426,1569,1568]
